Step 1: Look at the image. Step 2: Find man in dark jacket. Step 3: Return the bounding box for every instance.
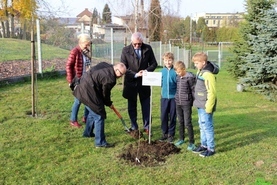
[120,32,158,134]
[73,62,126,148]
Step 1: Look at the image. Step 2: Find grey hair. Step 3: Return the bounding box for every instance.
[131,32,144,42]
[77,33,91,43]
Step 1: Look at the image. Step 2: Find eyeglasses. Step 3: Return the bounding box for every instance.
[133,43,142,46]
[116,69,124,76]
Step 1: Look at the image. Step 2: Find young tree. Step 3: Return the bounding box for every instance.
[241,9,277,101]
[148,0,162,41]
[102,3,112,24]
[226,0,274,78]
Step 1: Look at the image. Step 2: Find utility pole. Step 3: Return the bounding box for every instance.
[135,0,138,32]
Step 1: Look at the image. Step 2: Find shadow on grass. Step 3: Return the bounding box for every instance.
[214,110,276,153]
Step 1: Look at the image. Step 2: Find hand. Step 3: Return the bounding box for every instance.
[109,104,114,109]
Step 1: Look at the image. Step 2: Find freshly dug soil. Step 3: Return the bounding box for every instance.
[118,140,181,167]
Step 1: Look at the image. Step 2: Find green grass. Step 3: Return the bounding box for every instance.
[0,70,276,184]
[0,38,69,62]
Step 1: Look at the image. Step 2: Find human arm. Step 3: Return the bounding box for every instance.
[66,48,78,84]
[203,72,216,113]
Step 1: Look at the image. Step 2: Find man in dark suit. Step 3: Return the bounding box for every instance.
[120,32,158,135]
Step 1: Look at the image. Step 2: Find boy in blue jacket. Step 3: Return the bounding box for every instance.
[159,52,177,143]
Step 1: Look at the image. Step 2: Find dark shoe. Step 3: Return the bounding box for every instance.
[159,134,168,141]
[95,143,115,148]
[82,117,86,123]
[199,150,215,157]
[70,121,82,128]
[83,133,95,138]
[167,136,174,143]
[192,146,207,153]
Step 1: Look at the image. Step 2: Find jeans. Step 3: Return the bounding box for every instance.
[128,96,150,130]
[197,108,215,151]
[176,105,194,144]
[160,98,176,137]
[84,106,107,146]
[70,97,89,122]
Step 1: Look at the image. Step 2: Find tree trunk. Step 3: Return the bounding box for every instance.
[1,21,6,38]
[11,14,15,38]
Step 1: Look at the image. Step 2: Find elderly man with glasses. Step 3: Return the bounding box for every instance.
[120,32,158,135]
[73,62,126,148]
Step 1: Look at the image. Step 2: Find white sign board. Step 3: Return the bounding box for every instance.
[142,72,162,86]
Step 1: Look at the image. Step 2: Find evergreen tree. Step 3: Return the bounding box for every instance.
[241,9,277,101]
[92,8,98,24]
[149,0,162,41]
[226,0,274,78]
[102,4,112,24]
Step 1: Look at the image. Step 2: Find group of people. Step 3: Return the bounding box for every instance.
[160,51,218,157]
[65,31,218,157]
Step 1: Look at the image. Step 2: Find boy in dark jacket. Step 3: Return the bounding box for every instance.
[73,62,126,148]
[174,61,196,151]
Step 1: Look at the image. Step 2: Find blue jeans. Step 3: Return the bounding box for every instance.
[84,106,107,146]
[197,108,215,151]
[70,97,89,122]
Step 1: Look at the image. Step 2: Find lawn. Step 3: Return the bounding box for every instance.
[0,69,276,184]
[0,38,69,62]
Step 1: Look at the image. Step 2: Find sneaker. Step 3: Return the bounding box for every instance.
[174,140,185,146]
[70,121,82,128]
[167,136,174,143]
[199,150,215,157]
[159,134,168,141]
[192,146,207,153]
[82,117,86,123]
[95,143,115,148]
[187,143,196,151]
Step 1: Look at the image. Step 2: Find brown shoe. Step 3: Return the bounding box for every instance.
[70,121,82,128]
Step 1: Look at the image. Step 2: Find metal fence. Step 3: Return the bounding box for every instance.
[92,39,190,68]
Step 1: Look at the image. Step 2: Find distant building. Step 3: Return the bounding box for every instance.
[196,12,244,28]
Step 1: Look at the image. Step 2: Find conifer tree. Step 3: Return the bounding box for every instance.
[102,4,112,24]
[242,9,277,101]
[226,0,274,78]
[148,0,162,41]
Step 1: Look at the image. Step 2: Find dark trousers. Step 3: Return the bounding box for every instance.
[160,98,176,137]
[176,104,195,144]
[128,96,150,130]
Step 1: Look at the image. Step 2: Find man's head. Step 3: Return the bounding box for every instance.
[131,32,143,50]
[163,52,174,69]
[192,52,208,70]
[174,61,186,77]
[78,33,91,50]
[114,63,127,78]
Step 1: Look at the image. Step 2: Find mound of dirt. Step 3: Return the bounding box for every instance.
[118,140,181,167]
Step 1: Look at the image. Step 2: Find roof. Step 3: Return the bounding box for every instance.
[76,8,93,18]
[56,17,78,25]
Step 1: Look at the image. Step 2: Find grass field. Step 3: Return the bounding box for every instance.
[0,38,69,62]
[0,69,276,184]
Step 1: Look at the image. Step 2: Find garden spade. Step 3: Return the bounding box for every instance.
[111,106,131,132]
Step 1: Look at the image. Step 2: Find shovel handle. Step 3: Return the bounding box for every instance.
[111,106,122,119]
